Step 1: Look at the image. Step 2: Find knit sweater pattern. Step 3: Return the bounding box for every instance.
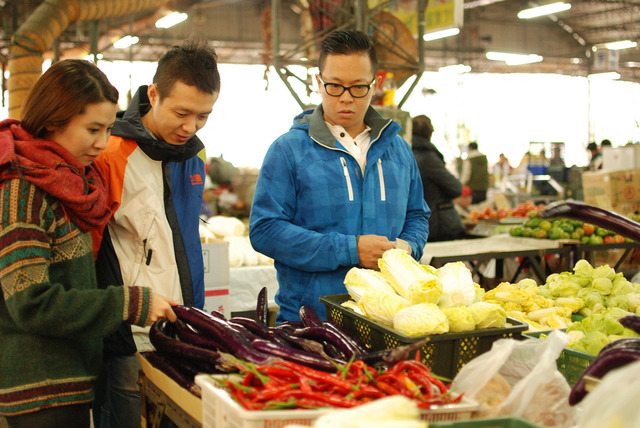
[0,178,151,416]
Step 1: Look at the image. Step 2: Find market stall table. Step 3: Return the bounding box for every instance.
[421,234,573,286]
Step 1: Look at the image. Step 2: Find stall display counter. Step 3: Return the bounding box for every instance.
[421,235,573,286]
[138,353,202,428]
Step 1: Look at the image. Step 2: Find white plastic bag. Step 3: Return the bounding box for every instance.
[575,359,640,428]
[450,330,576,427]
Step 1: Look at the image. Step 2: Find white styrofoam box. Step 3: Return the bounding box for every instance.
[203,286,230,318]
[602,146,640,172]
[202,239,230,287]
[194,374,479,428]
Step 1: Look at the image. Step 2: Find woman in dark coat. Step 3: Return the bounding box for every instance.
[412,115,466,242]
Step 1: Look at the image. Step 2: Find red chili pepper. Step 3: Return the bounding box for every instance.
[226,382,256,410]
[392,360,449,394]
[299,376,312,393]
[273,360,353,392]
[257,365,300,382]
[277,390,362,408]
[406,371,434,399]
[376,380,401,396]
[252,384,300,402]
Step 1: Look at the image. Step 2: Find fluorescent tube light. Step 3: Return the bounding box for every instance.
[486,52,543,65]
[518,2,571,19]
[423,27,460,42]
[439,64,472,73]
[588,72,620,81]
[604,40,638,50]
[155,12,188,29]
[113,35,139,49]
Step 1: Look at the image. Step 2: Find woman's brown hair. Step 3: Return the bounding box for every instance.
[20,59,119,138]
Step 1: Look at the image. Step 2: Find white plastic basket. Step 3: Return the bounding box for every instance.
[195,374,479,428]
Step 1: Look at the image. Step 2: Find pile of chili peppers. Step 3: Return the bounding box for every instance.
[217,353,463,411]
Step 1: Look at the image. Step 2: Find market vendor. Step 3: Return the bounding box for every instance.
[249,29,430,322]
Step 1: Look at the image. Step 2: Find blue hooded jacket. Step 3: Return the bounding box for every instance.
[249,105,430,322]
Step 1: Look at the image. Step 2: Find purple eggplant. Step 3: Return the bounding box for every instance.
[293,326,361,359]
[356,339,428,368]
[256,286,269,326]
[149,320,221,369]
[172,305,273,364]
[619,315,640,335]
[570,347,640,405]
[299,305,324,327]
[144,351,201,396]
[173,319,228,352]
[252,339,338,372]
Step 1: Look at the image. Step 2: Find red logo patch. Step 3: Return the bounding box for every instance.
[190,174,203,185]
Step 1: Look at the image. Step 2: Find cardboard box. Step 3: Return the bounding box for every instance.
[582,169,640,207]
[203,286,230,317]
[602,146,640,172]
[201,239,229,287]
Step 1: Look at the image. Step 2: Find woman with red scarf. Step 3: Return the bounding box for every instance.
[0,59,178,428]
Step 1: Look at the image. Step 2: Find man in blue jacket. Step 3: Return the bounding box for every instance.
[249,29,430,323]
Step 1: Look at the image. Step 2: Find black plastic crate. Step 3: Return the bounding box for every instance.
[320,294,528,380]
[430,417,540,427]
[523,330,595,387]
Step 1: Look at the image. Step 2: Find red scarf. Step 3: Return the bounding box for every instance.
[0,119,111,232]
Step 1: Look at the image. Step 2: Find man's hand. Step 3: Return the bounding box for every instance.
[357,235,394,269]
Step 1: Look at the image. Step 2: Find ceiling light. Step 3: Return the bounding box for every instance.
[83,53,104,60]
[155,12,188,29]
[423,27,460,42]
[486,51,543,65]
[518,2,571,19]
[604,40,638,50]
[113,35,139,49]
[588,72,620,81]
[439,64,472,73]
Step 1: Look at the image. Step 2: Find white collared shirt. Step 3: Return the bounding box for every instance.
[326,122,372,175]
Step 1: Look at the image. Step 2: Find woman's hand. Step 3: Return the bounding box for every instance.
[147,293,179,325]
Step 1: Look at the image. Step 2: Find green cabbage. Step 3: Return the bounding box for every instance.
[469,301,507,329]
[358,290,410,326]
[393,303,449,336]
[442,306,476,332]
[436,262,476,308]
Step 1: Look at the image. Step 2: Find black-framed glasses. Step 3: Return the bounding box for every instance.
[319,76,376,98]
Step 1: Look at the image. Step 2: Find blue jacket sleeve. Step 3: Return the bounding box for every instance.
[399,147,431,260]
[249,140,360,272]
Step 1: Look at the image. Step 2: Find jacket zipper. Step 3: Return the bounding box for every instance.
[341,157,354,201]
[377,158,386,201]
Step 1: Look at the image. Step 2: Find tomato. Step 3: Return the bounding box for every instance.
[582,224,595,236]
[613,234,626,244]
[581,236,591,244]
[596,227,612,237]
[603,235,615,244]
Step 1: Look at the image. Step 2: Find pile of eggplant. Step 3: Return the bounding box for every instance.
[569,314,640,405]
[145,287,426,396]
